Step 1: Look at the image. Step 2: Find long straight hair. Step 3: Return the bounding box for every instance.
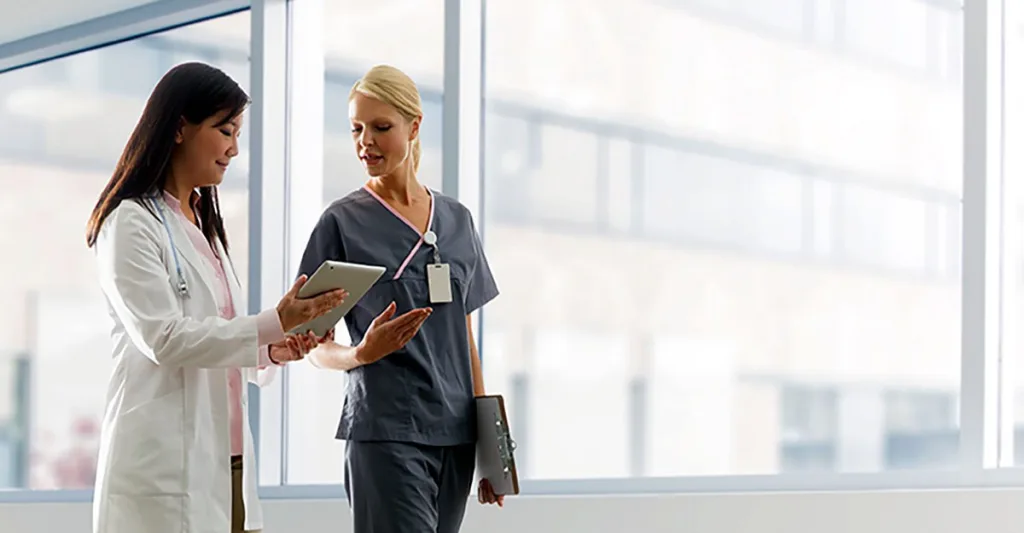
[85,62,250,252]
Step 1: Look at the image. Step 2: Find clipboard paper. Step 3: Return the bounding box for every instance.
[475,395,520,496]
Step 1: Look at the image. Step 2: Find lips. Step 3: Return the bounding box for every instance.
[215,161,229,171]
[362,154,383,165]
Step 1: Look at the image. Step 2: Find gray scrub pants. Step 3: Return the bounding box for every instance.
[344,441,476,533]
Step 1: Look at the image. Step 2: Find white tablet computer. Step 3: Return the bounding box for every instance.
[289,260,387,337]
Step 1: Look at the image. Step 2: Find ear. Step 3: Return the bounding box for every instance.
[409,115,421,141]
[175,117,186,144]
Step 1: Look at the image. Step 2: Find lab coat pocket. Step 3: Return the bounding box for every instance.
[107,391,186,496]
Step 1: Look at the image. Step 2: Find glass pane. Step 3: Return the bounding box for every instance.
[844,0,931,70]
[0,11,250,490]
[283,0,445,486]
[480,0,962,479]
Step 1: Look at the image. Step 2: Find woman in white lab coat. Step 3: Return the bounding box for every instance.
[84,62,347,533]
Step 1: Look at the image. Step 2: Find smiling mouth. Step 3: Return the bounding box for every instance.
[216,161,229,171]
[362,154,383,165]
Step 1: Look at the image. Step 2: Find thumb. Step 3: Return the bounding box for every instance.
[286,274,308,299]
[374,302,397,325]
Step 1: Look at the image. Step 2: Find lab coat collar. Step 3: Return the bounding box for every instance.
[157,189,244,315]
[152,193,217,304]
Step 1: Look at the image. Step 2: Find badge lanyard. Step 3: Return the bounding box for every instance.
[424,230,453,304]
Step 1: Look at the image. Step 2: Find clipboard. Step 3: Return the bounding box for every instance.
[475,394,520,496]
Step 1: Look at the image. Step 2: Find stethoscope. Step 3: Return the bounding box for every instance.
[149,195,190,299]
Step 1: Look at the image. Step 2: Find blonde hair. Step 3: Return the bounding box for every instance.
[349,65,424,172]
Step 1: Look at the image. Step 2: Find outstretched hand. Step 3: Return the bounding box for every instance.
[355,302,432,365]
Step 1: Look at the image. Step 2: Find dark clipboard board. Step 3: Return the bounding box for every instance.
[475,394,520,495]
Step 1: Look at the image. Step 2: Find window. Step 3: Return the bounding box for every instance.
[884,390,958,469]
[281,0,445,486]
[642,146,805,254]
[780,386,838,472]
[844,0,931,70]
[524,330,632,479]
[318,0,445,207]
[839,185,950,275]
[0,11,250,490]
[480,0,962,479]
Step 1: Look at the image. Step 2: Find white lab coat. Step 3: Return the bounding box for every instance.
[91,197,277,533]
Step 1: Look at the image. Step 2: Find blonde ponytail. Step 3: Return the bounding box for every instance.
[411,137,422,173]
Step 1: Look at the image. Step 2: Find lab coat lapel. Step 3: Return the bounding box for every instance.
[215,238,246,318]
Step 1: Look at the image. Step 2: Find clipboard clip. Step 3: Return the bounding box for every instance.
[493,412,517,476]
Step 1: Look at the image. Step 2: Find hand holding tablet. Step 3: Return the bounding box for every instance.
[288,260,387,337]
[274,275,348,333]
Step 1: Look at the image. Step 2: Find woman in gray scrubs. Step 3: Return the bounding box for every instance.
[298,64,503,533]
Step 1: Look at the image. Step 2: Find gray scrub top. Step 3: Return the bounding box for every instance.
[297,186,499,446]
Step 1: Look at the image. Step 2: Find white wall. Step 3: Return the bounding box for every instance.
[3,491,1024,533]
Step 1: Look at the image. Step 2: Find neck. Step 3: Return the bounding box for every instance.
[163,170,194,207]
[163,170,198,224]
[368,164,422,205]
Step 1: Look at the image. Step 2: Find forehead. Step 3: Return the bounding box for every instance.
[348,92,400,121]
[206,108,243,127]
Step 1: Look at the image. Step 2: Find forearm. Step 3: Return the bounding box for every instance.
[470,335,486,397]
[309,340,365,371]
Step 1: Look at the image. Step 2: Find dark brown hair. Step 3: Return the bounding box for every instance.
[85,61,250,251]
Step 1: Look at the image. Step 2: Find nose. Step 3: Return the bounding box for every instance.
[358,129,374,148]
[227,136,239,158]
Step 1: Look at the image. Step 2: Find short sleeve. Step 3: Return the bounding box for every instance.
[463,213,499,314]
[297,209,346,280]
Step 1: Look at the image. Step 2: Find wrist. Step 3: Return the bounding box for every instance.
[353,342,372,367]
[276,304,296,333]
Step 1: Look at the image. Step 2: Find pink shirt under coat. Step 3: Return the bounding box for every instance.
[163,191,284,456]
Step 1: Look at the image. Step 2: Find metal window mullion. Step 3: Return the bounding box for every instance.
[443,0,486,355]
[443,0,485,218]
[283,0,326,485]
[249,0,290,486]
[959,0,1006,471]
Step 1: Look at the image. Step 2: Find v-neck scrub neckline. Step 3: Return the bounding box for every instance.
[362,184,436,280]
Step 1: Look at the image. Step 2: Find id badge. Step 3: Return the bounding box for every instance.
[427,263,454,304]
